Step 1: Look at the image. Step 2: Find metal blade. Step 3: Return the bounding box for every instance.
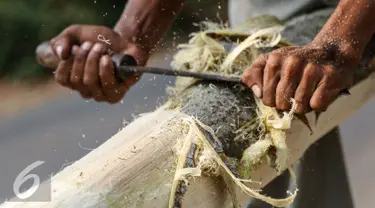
[119,66,243,83]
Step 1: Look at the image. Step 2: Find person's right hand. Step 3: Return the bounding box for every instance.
[50,25,150,103]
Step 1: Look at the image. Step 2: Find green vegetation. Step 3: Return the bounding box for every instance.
[0,0,125,81]
[0,0,227,81]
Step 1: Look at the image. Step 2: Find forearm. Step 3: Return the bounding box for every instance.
[114,0,185,52]
[313,0,375,65]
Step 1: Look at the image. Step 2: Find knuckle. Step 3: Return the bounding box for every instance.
[102,81,116,90]
[305,64,317,75]
[282,67,295,78]
[100,58,112,69]
[253,56,267,67]
[114,88,126,96]
[287,55,300,64]
[81,41,93,51]
[294,107,304,114]
[262,98,275,107]
[75,50,88,62]
[98,70,108,80]
[99,62,112,74]
[241,70,252,84]
[310,100,325,112]
[83,77,97,87]
[70,76,81,86]
[269,52,281,59]
[50,39,57,47]
[305,64,322,79]
[92,43,107,54]
[277,102,290,111]
[294,97,305,105]
[296,103,309,114]
[51,35,64,44]
[84,56,95,67]
[267,58,281,70]
[323,65,336,74]
[323,73,337,85]
[80,93,92,99]
[99,74,115,88]
[94,95,105,102]
[94,98,104,103]
[55,74,69,86]
[98,69,109,79]
[107,96,122,104]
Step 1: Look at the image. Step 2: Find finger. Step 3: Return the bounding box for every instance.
[51,36,75,60]
[242,55,266,98]
[50,25,84,60]
[99,55,125,103]
[262,53,282,107]
[83,43,107,101]
[294,63,322,114]
[310,73,342,112]
[113,84,130,103]
[54,57,73,87]
[71,42,93,97]
[79,91,93,99]
[123,73,142,88]
[276,55,303,111]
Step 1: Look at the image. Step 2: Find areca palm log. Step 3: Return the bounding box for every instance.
[3,8,375,208]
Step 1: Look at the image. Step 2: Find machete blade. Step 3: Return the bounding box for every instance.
[339,88,351,96]
[314,111,322,125]
[295,114,313,135]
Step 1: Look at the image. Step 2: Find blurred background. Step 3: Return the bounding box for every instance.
[0,0,374,207]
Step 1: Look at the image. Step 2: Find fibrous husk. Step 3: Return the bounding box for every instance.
[166,16,299,207]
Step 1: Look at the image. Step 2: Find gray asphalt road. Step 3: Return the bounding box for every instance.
[0,69,175,202]
[340,98,375,208]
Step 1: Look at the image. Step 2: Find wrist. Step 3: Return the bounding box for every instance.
[310,0,375,69]
[114,23,156,56]
[120,38,151,66]
[111,26,151,66]
[312,35,362,69]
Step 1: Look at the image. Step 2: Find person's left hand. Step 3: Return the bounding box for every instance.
[241,44,359,114]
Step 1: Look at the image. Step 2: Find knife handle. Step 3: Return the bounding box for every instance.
[35,41,137,79]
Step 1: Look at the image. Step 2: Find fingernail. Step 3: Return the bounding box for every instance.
[251,85,262,98]
[81,42,92,51]
[92,44,103,53]
[101,55,110,66]
[72,45,80,55]
[56,45,63,59]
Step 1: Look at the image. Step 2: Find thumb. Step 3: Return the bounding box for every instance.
[51,36,75,60]
[242,56,266,98]
[51,25,83,60]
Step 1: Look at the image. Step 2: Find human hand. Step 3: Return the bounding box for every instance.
[50,25,149,103]
[242,43,359,114]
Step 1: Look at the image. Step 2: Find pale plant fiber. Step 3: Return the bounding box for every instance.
[168,21,299,207]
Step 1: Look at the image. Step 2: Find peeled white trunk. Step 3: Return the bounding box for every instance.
[3,8,375,208]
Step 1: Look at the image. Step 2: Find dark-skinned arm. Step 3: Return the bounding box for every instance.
[114,0,185,64]
[242,0,375,114]
[50,0,185,103]
[314,0,375,64]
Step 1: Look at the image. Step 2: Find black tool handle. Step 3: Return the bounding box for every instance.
[35,41,137,80]
[36,41,243,83]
